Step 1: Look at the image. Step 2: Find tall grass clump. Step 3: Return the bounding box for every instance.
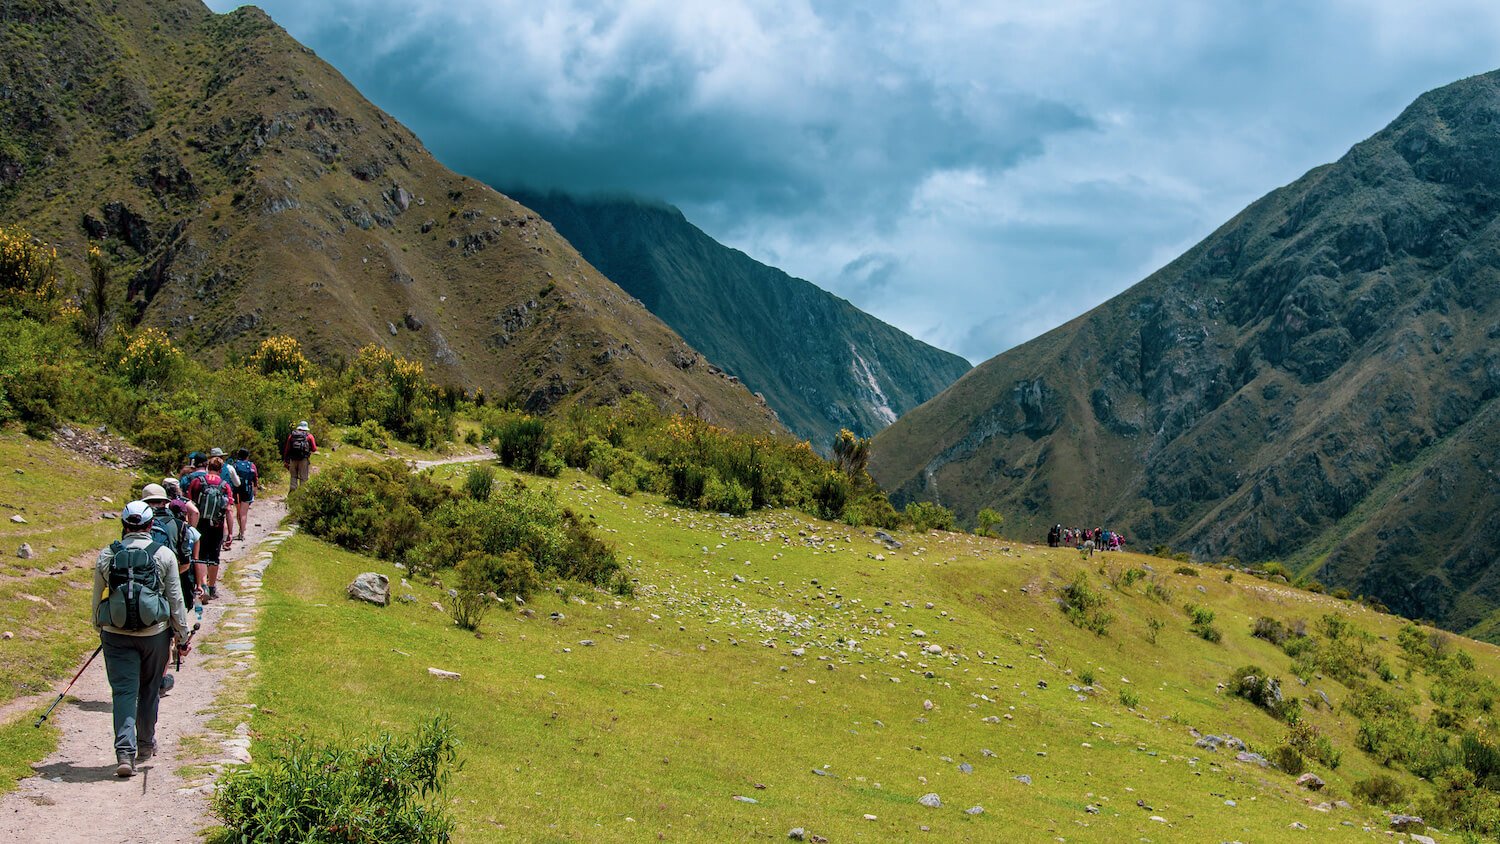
[1059,573,1112,636]
[211,716,460,843]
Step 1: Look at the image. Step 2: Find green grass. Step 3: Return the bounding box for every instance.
[239,465,1492,841]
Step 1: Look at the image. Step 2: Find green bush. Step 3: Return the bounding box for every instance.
[1185,603,1221,643]
[811,471,851,520]
[1287,720,1341,769]
[463,464,495,501]
[607,469,637,496]
[1145,578,1174,604]
[1059,573,1112,636]
[342,419,391,451]
[494,416,549,473]
[1145,617,1165,645]
[290,460,454,559]
[1120,688,1141,709]
[1174,565,1199,577]
[1121,568,1146,587]
[211,716,459,843]
[1229,665,1298,721]
[1352,774,1408,808]
[904,500,955,532]
[1270,744,1306,776]
[700,474,752,516]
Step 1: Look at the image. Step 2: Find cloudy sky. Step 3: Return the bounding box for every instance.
[207,1,1500,363]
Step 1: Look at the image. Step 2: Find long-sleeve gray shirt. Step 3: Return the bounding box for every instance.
[93,532,190,639]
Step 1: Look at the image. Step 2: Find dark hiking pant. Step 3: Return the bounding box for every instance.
[101,629,171,759]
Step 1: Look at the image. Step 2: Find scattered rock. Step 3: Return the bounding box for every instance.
[958,762,973,774]
[9,515,25,524]
[732,795,758,804]
[1410,834,1437,844]
[787,829,805,841]
[917,793,941,808]
[427,667,460,680]
[1289,821,1308,830]
[1235,751,1269,767]
[965,806,984,815]
[17,543,34,559]
[1015,775,1032,785]
[346,572,390,606]
[1,631,11,640]
[1389,814,1425,832]
[1296,772,1325,791]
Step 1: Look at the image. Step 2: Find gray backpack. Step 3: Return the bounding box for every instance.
[96,541,169,630]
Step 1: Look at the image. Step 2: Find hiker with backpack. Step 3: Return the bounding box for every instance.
[187,456,235,602]
[93,500,192,777]
[230,447,259,542]
[207,448,241,546]
[282,421,317,493]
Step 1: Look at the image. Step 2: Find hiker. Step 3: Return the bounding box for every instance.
[179,451,207,491]
[229,448,258,542]
[282,421,317,493]
[142,483,202,694]
[208,448,240,545]
[187,456,235,601]
[94,500,192,777]
[1048,524,1061,547]
[162,477,199,528]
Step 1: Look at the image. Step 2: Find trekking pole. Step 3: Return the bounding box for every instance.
[174,622,202,672]
[35,645,103,728]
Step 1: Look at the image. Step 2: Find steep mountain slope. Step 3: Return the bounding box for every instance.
[871,70,1500,635]
[508,191,972,447]
[0,0,780,432]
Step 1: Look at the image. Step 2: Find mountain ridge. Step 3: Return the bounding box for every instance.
[0,0,782,433]
[507,189,972,448]
[870,69,1500,638]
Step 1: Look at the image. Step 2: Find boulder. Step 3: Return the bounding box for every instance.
[17,543,34,559]
[917,793,941,808]
[1389,814,1425,832]
[346,572,390,606]
[1296,772,1325,791]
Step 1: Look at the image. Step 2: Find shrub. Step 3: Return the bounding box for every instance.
[211,715,459,843]
[494,416,549,473]
[450,551,498,630]
[1174,565,1199,577]
[975,507,1004,537]
[1352,774,1408,808]
[1120,688,1141,709]
[1185,603,1221,643]
[700,474,752,516]
[811,470,850,520]
[341,419,391,451]
[1059,573,1112,636]
[121,327,184,389]
[1270,744,1306,776]
[1079,669,1095,687]
[1145,617,1164,645]
[463,464,495,502]
[1229,665,1298,721]
[290,460,454,559]
[1252,616,1289,646]
[1121,568,1146,587]
[1260,561,1290,579]
[607,469,637,496]
[904,500,955,532]
[1287,720,1342,769]
[1145,578,1174,604]
[248,334,310,381]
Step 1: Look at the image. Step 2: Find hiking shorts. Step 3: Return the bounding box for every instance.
[236,486,255,504]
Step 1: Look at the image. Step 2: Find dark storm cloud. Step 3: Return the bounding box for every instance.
[206,1,1500,362]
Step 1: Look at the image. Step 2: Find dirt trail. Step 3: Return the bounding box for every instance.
[0,449,493,842]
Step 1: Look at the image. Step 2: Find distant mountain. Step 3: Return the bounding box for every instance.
[508,191,972,448]
[871,70,1500,638]
[0,0,781,433]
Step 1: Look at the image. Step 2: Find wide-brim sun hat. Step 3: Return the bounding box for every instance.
[141,483,169,503]
[208,447,225,457]
[296,421,310,431]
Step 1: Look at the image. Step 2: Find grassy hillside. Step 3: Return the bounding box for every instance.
[0,0,780,432]
[509,191,972,448]
[235,460,1500,841]
[870,69,1500,637]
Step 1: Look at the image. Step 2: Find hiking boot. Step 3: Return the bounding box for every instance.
[136,743,156,764]
[208,586,218,600]
[115,756,134,778]
[160,674,175,695]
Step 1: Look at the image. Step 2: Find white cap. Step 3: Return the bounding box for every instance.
[122,500,154,528]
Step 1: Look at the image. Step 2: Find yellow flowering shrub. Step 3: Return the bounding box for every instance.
[249,335,311,380]
[0,226,63,317]
[121,326,184,387]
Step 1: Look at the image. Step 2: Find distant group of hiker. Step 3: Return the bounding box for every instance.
[1047,524,1125,556]
[85,421,318,778]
